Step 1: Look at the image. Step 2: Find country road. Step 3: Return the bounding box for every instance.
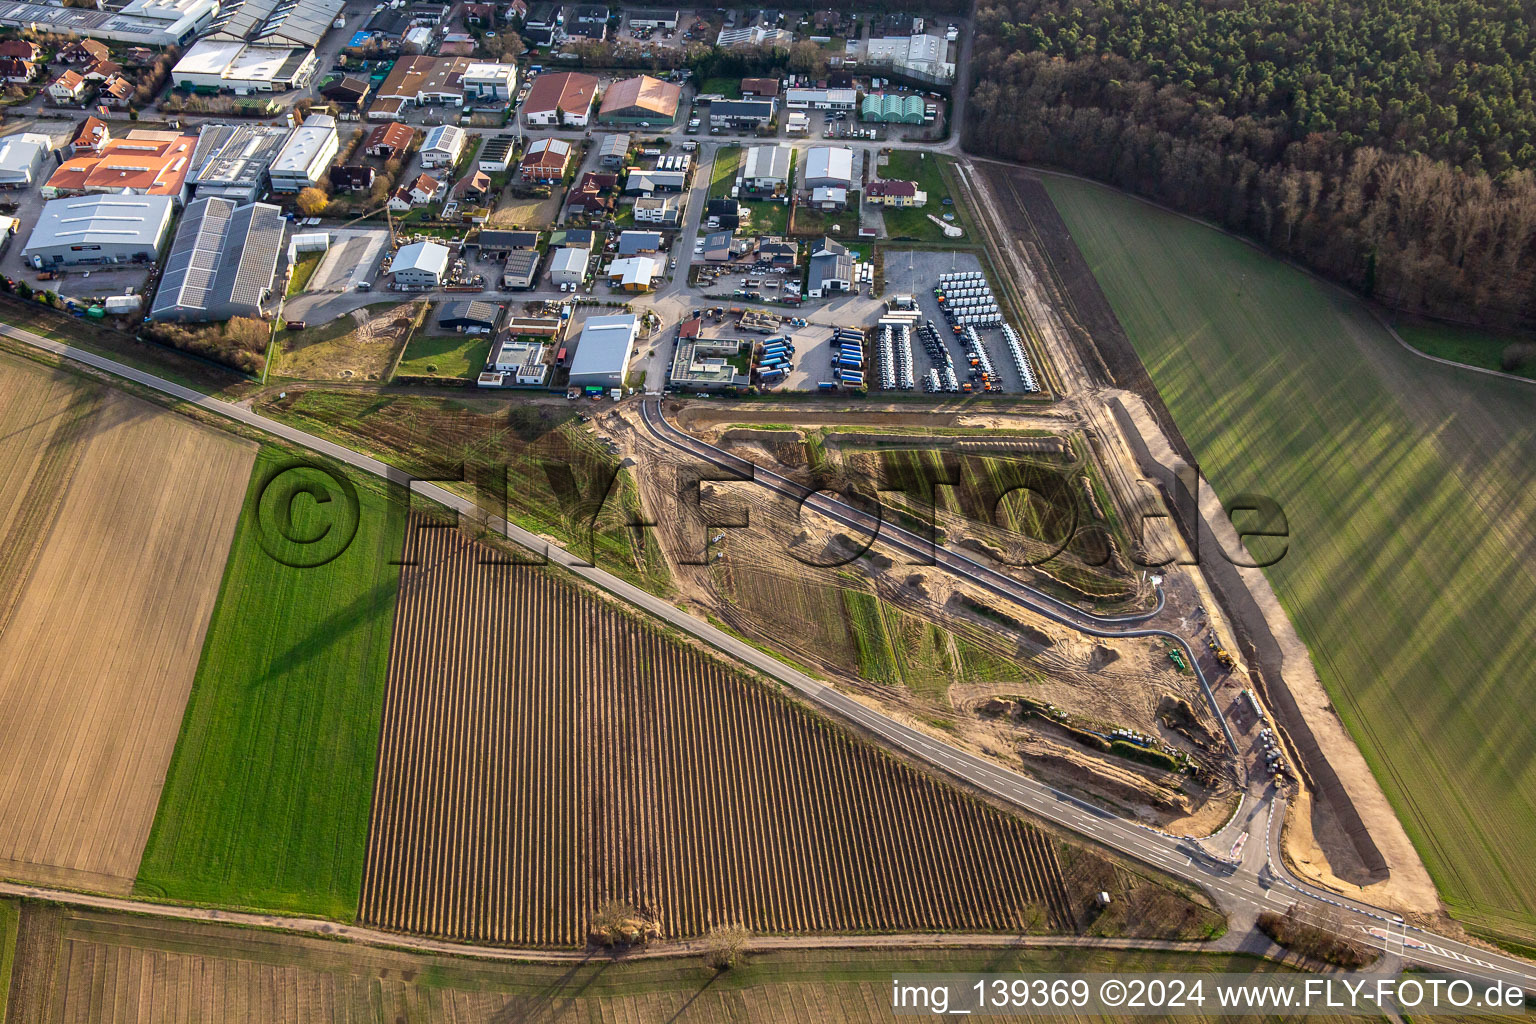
[2,321,1534,991]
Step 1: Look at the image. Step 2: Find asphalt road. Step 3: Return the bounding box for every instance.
[4,322,1534,991]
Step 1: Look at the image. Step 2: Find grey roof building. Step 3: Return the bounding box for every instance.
[616,230,661,255]
[596,132,630,168]
[548,245,588,287]
[477,229,539,255]
[151,197,284,321]
[205,0,345,48]
[568,312,638,389]
[438,299,502,331]
[23,194,175,268]
[807,236,853,297]
[741,144,790,188]
[501,249,540,289]
[709,98,776,127]
[622,168,686,194]
[189,123,291,202]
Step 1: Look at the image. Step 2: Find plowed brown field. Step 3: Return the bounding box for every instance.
[360,522,1073,946]
[0,357,255,892]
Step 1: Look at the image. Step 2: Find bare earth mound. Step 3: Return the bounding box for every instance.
[360,522,1075,946]
[0,367,255,893]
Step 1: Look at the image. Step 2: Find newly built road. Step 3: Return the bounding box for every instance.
[3,322,1533,992]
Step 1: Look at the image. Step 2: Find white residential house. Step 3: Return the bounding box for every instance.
[420,123,466,169]
[47,69,89,103]
[632,194,680,226]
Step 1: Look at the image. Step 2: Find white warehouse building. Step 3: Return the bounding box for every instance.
[23,194,175,268]
[0,132,53,188]
[172,39,319,93]
[804,146,854,189]
[548,246,589,289]
[391,240,450,287]
[0,0,218,48]
[269,114,338,192]
[569,313,638,389]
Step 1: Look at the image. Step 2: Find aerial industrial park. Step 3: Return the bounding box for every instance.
[0,0,1532,1020]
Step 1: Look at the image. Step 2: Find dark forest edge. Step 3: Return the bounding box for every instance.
[966,0,1536,329]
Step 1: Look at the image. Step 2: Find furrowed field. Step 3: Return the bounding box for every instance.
[3,905,1325,1024]
[0,353,254,894]
[137,448,407,919]
[361,522,1082,946]
[1048,176,1536,941]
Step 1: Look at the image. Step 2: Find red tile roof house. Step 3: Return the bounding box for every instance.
[98,74,134,108]
[59,39,110,65]
[364,121,415,159]
[47,69,89,104]
[69,116,110,155]
[453,170,492,202]
[519,137,572,183]
[0,57,36,83]
[0,39,42,62]
[564,171,617,215]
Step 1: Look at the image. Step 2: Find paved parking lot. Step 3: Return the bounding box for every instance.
[882,249,1025,393]
[308,229,391,292]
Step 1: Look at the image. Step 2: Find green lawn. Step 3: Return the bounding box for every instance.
[0,899,16,1024]
[879,150,969,242]
[791,199,858,238]
[741,198,788,235]
[136,448,406,920]
[708,145,741,198]
[1048,175,1536,943]
[698,76,741,99]
[395,332,494,378]
[286,252,322,297]
[1394,319,1536,380]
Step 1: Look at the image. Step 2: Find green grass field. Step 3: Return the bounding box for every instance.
[708,145,740,198]
[0,899,16,1024]
[741,198,789,235]
[136,448,406,920]
[1048,175,1536,942]
[394,332,494,378]
[698,76,741,99]
[1393,319,1536,380]
[286,252,322,297]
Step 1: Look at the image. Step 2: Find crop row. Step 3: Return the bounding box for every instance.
[360,521,1073,945]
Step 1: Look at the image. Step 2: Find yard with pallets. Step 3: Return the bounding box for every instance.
[136,449,407,920]
[1048,174,1536,943]
[0,353,254,895]
[360,522,1082,946]
[257,389,671,593]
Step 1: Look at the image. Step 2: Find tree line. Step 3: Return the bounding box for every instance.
[967,0,1536,326]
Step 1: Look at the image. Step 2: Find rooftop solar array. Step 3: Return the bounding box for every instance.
[152,196,284,320]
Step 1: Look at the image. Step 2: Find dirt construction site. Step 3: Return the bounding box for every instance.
[602,398,1246,838]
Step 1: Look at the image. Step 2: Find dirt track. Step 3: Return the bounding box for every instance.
[0,363,254,892]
